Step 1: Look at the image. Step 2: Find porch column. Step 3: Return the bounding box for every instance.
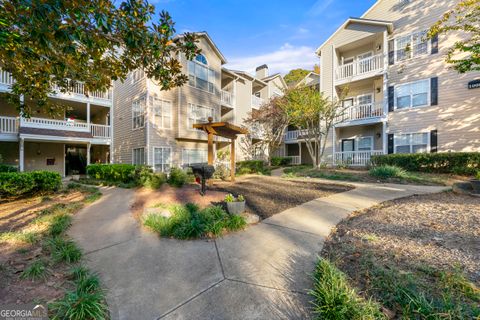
[382,30,389,116]
[86,142,91,166]
[87,102,91,131]
[230,139,235,182]
[382,122,388,154]
[19,137,24,172]
[298,142,302,165]
[207,133,214,165]
[332,128,336,165]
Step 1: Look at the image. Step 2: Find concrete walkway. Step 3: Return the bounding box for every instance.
[69,180,448,320]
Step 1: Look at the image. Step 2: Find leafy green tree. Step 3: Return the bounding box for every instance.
[428,0,480,73]
[0,0,199,115]
[283,68,310,87]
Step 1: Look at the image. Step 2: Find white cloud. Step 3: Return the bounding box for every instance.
[226,43,318,75]
[308,0,334,16]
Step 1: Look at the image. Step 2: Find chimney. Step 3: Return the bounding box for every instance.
[255,64,269,79]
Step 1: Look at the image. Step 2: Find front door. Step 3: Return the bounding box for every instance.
[65,145,87,176]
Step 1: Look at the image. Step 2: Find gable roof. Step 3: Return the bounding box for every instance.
[315,17,393,55]
[295,72,320,88]
[261,73,288,89]
[177,31,227,64]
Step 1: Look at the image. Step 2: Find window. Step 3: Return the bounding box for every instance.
[395,79,430,109]
[132,97,146,129]
[151,97,172,129]
[131,69,145,84]
[132,148,145,165]
[195,54,208,65]
[395,31,428,62]
[188,60,215,93]
[153,147,171,172]
[395,133,428,154]
[357,136,373,151]
[357,94,373,106]
[188,104,215,128]
[182,149,208,166]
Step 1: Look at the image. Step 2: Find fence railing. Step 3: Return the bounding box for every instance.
[251,95,265,108]
[334,150,384,166]
[91,124,111,138]
[20,117,90,132]
[0,116,18,133]
[221,90,234,107]
[337,102,385,123]
[336,53,385,81]
[286,156,301,165]
[284,129,309,142]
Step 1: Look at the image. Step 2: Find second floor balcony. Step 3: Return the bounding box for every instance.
[336,101,385,125]
[221,90,234,108]
[335,53,385,84]
[251,95,265,109]
[0,68,112,106]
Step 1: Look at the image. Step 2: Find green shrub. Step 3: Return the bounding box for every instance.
[0,172,35,196]
[476,171,480,180]
[371,153,480,175]
[30,171,62,193]
[168,167,189,187]
[144,204,246,239]
[309,258,386,320]
[236,160,265,175]
[0,164,17,172]
[20,260,48,280]
[270,157,292,166]
[86,164,136,183]
[136,166,166,189]
[47,237,82,263]
[369,165,407,179]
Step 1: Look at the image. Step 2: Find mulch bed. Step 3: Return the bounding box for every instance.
[212,175,353,219]
[322,191,480,286]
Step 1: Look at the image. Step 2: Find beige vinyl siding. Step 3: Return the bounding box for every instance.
[335,124,383,151]
[112,72,147,164]
[24,142,64,175]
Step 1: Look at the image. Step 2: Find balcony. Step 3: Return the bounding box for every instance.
[336,102,385,126]
[18,117,111,139]
[0,116,18,134]
[251,95,265,108]
[221,90,234,108]
[335,53,385,84]
[0,68,112,106]
[334,150,383,166]
[284,129,308,142]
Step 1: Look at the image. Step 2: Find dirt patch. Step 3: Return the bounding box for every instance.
[212,175,352,219]
[322,191,480,286]
[131,184,228,220]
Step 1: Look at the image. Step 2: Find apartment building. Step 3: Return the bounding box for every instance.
[284,0,480,166]
[112,32,287,171]
[0,72,112,176]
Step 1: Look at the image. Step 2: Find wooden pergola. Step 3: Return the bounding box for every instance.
[193,117,248,182]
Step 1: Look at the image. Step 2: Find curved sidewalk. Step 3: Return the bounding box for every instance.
[69,181,448,320]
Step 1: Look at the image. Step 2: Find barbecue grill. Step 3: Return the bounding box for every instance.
[189,163,215,196]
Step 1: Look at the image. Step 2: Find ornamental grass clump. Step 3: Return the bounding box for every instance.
[369,165,407,179]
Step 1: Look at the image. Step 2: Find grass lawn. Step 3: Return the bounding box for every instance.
[311,192,480,319]
[283,165,464,186]
[0,183,108,319]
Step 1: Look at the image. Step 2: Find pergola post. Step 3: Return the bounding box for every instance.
[230,139,235,182]
[207,132,214,165]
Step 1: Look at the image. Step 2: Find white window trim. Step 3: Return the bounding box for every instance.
[187,103,217,131]
[393,30,430,63]
[132,96,146,130]
[152,98,173,130]
[182,148,208,166]
[187,60,216,95]
[357,136,374,151]
[153,146,172,172]
[357,92,375,105]
[394,79,431,110]
[394,131,431,154]
[132,147,145,165]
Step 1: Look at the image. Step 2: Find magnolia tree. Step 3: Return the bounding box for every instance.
[0,0,199,116]
[428,0,480,73]
[279,86,348,168]
[243,96,290,164]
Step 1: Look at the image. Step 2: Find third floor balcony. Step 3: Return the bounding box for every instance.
[335,53,386,85]
[336,101,385,126]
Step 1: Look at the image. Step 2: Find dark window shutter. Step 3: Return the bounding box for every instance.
[388,134,394,154]
[430,130,438,153]
[431,77,438,106]
[431,34,439,54]
[388,86,395,112]
[388,39,395,65]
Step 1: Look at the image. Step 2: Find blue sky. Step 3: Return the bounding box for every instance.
[153,0,377,75]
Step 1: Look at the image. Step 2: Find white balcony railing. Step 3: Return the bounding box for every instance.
[0,116,18,134]
[334,150,384,166]
[337,102,385,123]
[91,124,111,138]
[336,54,385,81]
[221,90,234,108]
[0,68,111,103]
[284,129,309,142]
[286,156,301,165]
[251,95,265,108]
[20,117,90,132]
